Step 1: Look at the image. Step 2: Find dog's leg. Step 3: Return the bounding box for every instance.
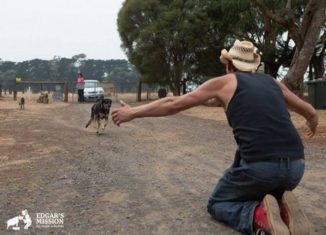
[100,119,106,131]
[96,119,100,134]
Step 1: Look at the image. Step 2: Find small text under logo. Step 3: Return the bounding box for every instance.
[36,213,64,228]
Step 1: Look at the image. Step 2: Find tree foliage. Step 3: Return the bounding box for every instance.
[118,0,325,96]
[214,0,305,77]
[0,56,139,93]
[118,0,227,95]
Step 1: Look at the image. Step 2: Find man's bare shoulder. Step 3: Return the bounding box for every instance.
[208,73,236,88]
[208,74,237,109]
[211,73,236,81]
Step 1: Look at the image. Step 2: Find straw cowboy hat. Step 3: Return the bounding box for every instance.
[220,40,260,72]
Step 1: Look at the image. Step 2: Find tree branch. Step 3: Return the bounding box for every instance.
[285,0,301,45]
[253,0,303,48]
[252,0,287,27]
[301,0,316,35]
[285,0,295,22]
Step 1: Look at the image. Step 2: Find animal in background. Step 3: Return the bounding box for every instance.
[19,97,25,110]
[85,98,112,134]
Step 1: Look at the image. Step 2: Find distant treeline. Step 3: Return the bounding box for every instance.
[0,54,140,93]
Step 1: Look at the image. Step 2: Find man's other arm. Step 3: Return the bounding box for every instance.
[276,80,318,137]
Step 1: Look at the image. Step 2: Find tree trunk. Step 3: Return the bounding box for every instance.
[261,12,281,78]
[182,80,186,94]
[264,62,280,78]
[283,0,326,96]
[254,0,326,96]
[308,63,314,81]
[170,85,180,96]
[284,0,326,96]
[169,83,177,96]
[137,80,142,102]
[169,77,182,96]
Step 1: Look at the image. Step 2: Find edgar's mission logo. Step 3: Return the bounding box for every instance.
[6,209,32,230]
[36,212,64,228]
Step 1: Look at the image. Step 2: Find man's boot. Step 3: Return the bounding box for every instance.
[254,194,290,235]
[280,191,311,235]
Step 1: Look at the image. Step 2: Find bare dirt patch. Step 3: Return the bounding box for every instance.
[0,93,325,234]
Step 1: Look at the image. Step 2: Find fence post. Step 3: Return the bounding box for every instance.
[137,80,142,102]
[64,81,68,102]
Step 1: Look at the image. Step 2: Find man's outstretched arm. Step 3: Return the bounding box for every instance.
[111,75,230,126]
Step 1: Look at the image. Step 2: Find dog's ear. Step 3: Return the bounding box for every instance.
[104,99,112,106]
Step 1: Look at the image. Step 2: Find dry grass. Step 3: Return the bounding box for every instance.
[182,105,326,145]
[1,91,325,145]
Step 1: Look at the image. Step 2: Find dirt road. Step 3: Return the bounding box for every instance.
[0,95,325,235]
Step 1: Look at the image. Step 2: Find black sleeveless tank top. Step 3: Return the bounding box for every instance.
[226,72,304,162]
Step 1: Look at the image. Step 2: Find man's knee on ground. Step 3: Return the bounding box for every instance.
[207,202,216,217]
[207,201,226,222]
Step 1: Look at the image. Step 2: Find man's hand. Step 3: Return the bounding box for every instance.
[111,100,133,126]
[305,114,318,138]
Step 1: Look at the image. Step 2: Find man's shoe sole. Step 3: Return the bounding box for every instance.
[281,191,311,235]
[263,194,290,235]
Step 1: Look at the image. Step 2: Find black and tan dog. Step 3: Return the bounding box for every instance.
[85,98,112,134]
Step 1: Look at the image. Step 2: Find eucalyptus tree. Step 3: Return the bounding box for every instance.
[118,0,324,96]
[253,0,326,95]
[118,0,227,95]
[207,0,313,79]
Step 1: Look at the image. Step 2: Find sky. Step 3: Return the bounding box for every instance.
[0,0,127,62]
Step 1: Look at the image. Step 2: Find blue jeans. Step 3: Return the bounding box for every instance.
[207,156,305,235]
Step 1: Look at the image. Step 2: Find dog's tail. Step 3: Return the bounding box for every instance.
[85,118,93,128]
[85,107,96,128]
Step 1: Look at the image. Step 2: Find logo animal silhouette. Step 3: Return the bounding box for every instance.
[6,209,32,230]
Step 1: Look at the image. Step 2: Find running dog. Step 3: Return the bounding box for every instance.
[85,98,112,134]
